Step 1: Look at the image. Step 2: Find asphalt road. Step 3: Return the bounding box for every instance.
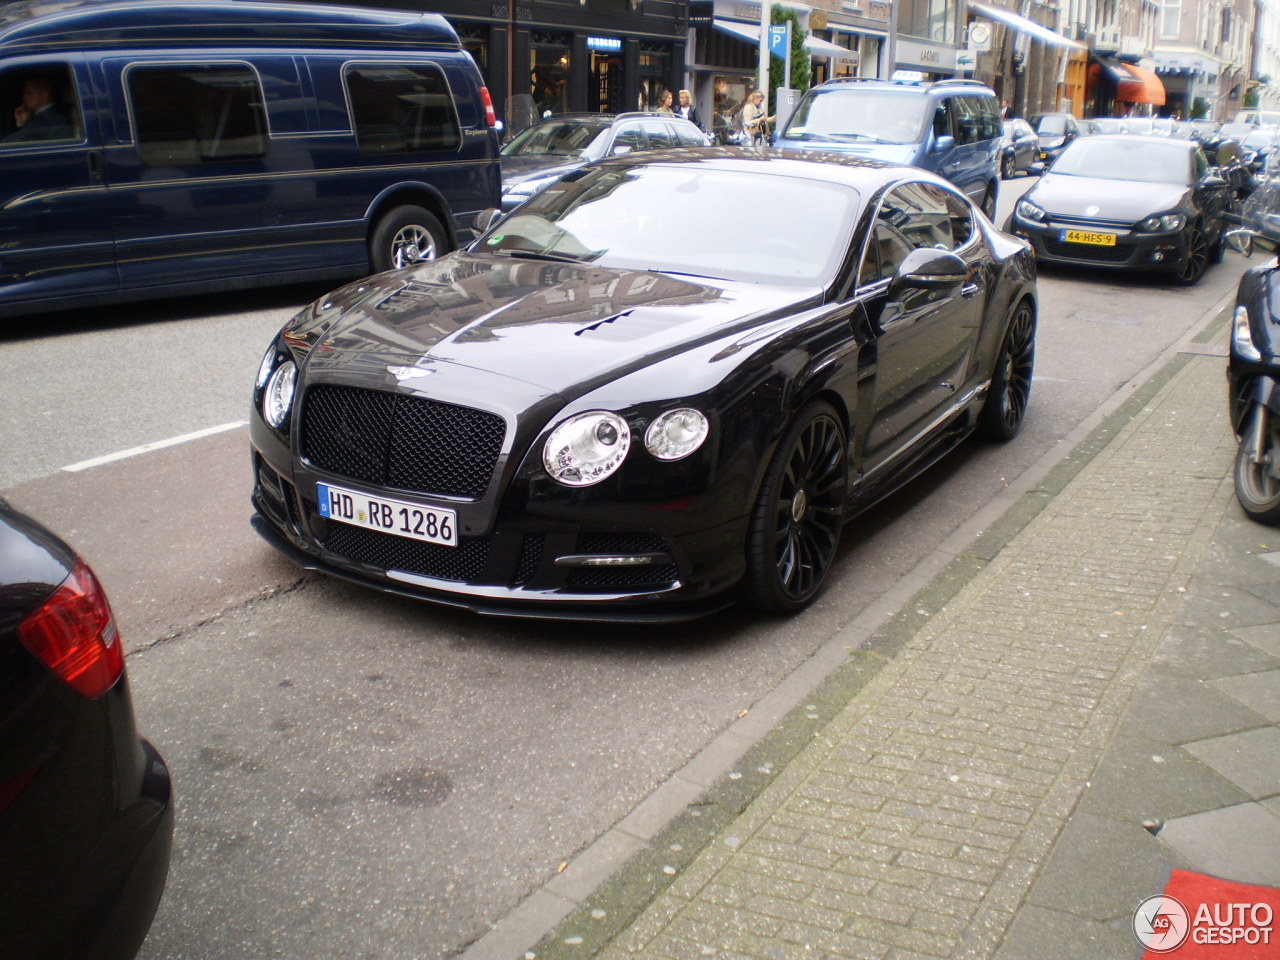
[0,178,1253,959]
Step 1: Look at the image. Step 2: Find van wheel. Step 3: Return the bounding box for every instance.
[370,206,448,273]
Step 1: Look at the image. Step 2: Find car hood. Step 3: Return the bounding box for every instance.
[294,253,819,405]
[499,156,584,187]
[1028,174,1190,219]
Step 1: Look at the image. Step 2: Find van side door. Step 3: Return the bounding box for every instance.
[0,57,117,308]
[100,57,280,288]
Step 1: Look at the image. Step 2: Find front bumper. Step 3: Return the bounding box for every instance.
[1008,217,1192,273]
[250,416,751,622]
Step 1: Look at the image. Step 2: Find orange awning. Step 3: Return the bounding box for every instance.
[1115,62,1166,105]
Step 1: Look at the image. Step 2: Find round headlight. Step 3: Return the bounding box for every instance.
[1137,214,1186,233]
[645,408,709,461]
[263,361,297,429]
[543,411,631,486]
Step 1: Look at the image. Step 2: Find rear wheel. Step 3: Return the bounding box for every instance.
[1001,152,1016,180]
[1174,224,1208,285]
[978,300,1036,441]
[369,205,448,274]
[744,402,848,613]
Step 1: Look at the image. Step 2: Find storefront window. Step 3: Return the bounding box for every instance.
[530,31,570,116]
[638,43,671,110]
[711,73,755,143]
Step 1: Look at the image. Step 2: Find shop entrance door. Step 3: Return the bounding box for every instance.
[592,50,623,113]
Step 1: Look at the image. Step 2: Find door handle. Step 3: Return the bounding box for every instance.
[87,151,104,185]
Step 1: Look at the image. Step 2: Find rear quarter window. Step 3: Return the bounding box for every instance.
[345,63,461,154]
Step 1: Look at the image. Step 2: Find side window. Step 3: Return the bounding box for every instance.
[673,123,706,147]
[345,63,461,155]
[864,222,916,283]
[979,97,1001,140]
[860,183,954,285]
[611,124,647,153]
[643,122,677,150]
[129,63,266,166]
[942,188,975,246]
[933,100,952,140]
[0,62,82,146]
[953,96,981,146]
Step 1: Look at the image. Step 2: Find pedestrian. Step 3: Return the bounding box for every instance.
[656,90,674,114]
[740,89,773,146]
[1000,98,1010,119]
[675,89,702,129]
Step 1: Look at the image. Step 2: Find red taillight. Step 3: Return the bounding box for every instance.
[18,559,124,699]
[480,86,497,128]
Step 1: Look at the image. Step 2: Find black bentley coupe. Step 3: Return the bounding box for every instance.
[250,148,1038,621]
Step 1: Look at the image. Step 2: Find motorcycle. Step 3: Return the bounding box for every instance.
[1226,157,1280,523]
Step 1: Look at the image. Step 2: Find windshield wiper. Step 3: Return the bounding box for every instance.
[498,250,587,263]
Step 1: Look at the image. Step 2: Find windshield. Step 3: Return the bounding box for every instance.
[1051,138,1191,185]
[783,88,929,145]
[1035,115,1067,135]
[476,164,858,286]
[500,119,610,158]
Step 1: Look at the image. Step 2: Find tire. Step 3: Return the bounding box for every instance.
[744,402,848,614]
[1234,408,1280,524]
[1001,152,1016,180]
[1173,224,1208,286]
[369,205,448,274]
[978,300,1036,441]
[980,185,998,221]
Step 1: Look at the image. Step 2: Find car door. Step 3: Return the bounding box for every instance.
[100,57,276,288]
[0,57,118,307]
[855,181,987,472]
[1193,145,1234,243]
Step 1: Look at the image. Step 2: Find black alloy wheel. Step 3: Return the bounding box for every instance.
[1001,152,1016,180]
[369,205,448,274]
[1174,224,1209,285]
[744,402,848,613]
[978,300,1036,441]
[1234,409,1280,524]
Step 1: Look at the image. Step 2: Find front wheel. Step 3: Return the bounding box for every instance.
[369,205,448,274]
[978,301,1036,441]
[980,185,998,221]
[1001,153,1016,180]
[1174,225,1208,286]
[1234,406,1280,524]
[744,402,848,614]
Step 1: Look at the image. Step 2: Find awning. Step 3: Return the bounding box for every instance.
[1116,62,1166,105]
[966,1,1085,49]
[711,19,857,59]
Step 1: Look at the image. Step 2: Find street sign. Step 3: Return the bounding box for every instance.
[768,24,788,59]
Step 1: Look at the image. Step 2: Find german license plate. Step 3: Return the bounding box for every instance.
[317,482,457,547]
[1062,229,1116,246]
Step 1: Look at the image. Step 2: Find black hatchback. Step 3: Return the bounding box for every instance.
[0,499,173,960]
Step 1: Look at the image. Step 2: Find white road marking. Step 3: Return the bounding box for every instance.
[62,421,247,473]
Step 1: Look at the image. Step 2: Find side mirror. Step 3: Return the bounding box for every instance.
[1029,161,1047,176]
[932,133,956,154]
[888,247,967,299]
[473,208,504,235]
[611,144,633,156]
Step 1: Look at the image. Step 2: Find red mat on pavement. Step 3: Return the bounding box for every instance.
[1140,869,1280,958]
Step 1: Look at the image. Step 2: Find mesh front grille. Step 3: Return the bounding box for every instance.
[576,533,668,555]
[1042,238,1135,263]
[320,511,492,582]
[567,532,677,588]
[301,385,505,498]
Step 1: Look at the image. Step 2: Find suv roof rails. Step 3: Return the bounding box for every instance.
[930,79,993,89]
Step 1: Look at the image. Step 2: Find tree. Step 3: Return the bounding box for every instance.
[768,8,811,112]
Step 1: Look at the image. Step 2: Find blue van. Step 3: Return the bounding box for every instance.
[0,0,500,318]
[774,76,1002,219]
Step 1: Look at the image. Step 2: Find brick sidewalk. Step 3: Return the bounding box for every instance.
[530,347,1241,959]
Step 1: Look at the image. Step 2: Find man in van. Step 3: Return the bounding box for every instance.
[4,77,72,142]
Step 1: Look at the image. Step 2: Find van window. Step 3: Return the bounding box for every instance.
[128,64,267,165]
[0,63,81,145]
[345,63,461,154]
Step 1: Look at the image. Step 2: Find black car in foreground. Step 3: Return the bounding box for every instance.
[1007,134,1235,285]
[0,499,172,960]
[251,148,1038,621]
